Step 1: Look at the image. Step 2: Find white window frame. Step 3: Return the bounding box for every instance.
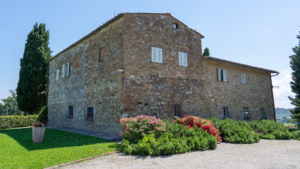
[151,47,163,63]
[178,52,188,67]
[218,68,227,82]
[62,62,70,78]
[56,69,59,81]
[241,74,246,84]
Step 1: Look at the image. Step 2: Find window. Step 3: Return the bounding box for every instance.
[56,69,59,81]
[62,62,70,78]
[241,74,246,84]
[151,47,163,63]
[68,106,73,118]
[99,47,104,62]
[243,107,250,119]
[222,107,228,118]
[218,68,227,82]
[174,23,179,29]
[174,105,179,117]
[179,52,188,67]
[260,108,265,119]
[87,107,94,121]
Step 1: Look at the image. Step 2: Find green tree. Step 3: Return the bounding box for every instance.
[1,90,21,116]
[203,47,210,56]
[16,23,51,115]
[0,103,3,115]
[289,31,300,126]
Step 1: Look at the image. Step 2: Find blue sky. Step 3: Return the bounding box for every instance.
[0,0,299,108]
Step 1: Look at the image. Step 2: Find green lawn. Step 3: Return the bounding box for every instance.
[0,127,119,169]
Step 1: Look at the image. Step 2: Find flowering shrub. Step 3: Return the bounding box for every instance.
[174,116,222,142]
[119,115,166,143]
[32,122,45,127]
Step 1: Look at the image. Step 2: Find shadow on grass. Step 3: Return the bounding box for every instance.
[0,127,119,151]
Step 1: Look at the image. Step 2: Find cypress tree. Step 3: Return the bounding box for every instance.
[289,31,300,126]
[16,23,51,115]
[203,47,210,56]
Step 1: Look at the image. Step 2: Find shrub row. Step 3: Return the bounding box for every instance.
[248,120,292,139]
[209,118,260,143]
[120,123,217,156]
[0,116,37,129]
[174,116,222,142]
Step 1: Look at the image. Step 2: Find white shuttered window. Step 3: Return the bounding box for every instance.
[56,69,59,81]
[218,68,227,82]
[179,52,188,67]
[62,62,70,78]
[151,47,163,63]
[241,74,246,84]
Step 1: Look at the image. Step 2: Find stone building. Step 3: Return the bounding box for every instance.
[47,13,279,134]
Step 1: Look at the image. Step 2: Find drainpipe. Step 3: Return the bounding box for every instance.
[270,72,279,122]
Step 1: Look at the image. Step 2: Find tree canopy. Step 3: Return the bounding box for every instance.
[203,48,210,56]
[289,31,300,126]
[0,90,21,116]
[16,23,51,114]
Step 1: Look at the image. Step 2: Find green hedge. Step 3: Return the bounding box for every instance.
[0,116,37,129]
[249,120,292,139]
[209,118,260,143]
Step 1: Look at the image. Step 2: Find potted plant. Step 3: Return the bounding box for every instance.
[87,114,93,120]
[32,122,45,143]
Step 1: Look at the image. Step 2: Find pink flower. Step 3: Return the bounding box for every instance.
[119,119,123,122]
[126,123,128,126]
[158,128,160,131]
[32,123,35,126]
[142,129,144,131]
[120,131,123,134]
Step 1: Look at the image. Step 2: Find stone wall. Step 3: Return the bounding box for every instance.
[202,59,275,120]
[48,17,124,134]
[120,13,205,119]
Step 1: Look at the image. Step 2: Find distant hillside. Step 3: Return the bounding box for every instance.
[275,108,292,119]
[275,108,293,124]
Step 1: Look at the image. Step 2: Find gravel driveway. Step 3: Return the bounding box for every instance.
[62,140,300,169]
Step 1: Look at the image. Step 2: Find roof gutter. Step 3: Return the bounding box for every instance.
[270,72,279,122]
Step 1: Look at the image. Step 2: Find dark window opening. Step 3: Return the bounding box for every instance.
[68,106,73,118]
[144,103,149,106]
[174,23,179,29]
[174,105,179,117]
[222,107,228,118]
[243,107,250,119]
[87,107,94,121]
[220,70,224,81]
[260,108,266,119]
[99,48,104,62]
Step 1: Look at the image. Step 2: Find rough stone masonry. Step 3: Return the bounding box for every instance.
[47,13,279,135]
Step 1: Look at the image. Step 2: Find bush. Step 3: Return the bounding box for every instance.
[249,120,292,139]
[120,123,217,156]
[0,116,37,129]
[209,118,260,143]
[119,116,166,143]
[292,130,300,140]
[174,116,222,142]
[37,107,48,123]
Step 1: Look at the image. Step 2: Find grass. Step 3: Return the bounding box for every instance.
[0,127,119,169]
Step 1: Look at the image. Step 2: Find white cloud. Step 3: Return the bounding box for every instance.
[272,69,295,108]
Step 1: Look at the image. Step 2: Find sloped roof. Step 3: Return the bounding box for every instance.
[49,13,204,61]
[203,56,279,74]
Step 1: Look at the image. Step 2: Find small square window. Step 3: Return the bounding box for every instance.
[151,47,163,63]
[222,107,228,118]
[174,105,180,117]
[68,106,73,118]
[87,107,94,121]
[99,48,104,62]
[174,23,179,29]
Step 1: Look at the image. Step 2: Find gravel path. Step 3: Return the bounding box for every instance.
[62,140,300,169]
